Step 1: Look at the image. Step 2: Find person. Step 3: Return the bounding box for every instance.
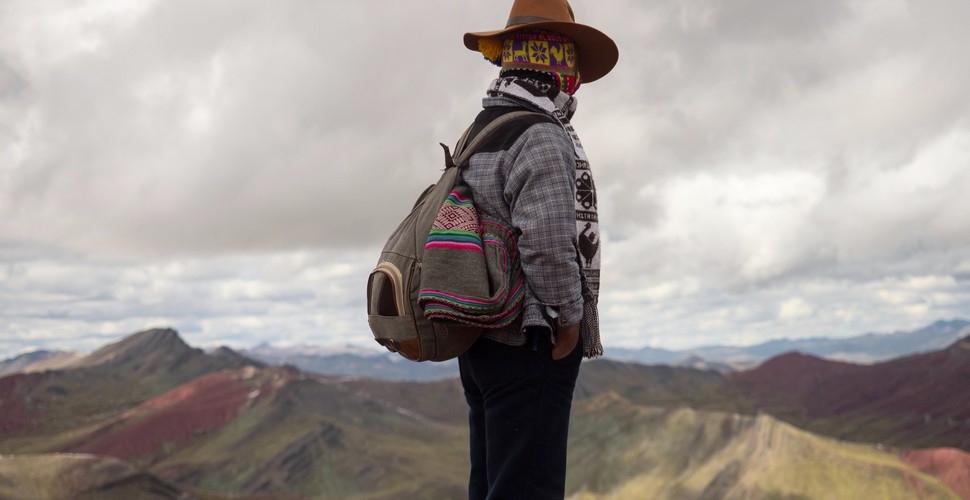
[455,0,618,498]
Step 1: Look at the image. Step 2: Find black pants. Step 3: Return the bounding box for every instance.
[458,329,583,500]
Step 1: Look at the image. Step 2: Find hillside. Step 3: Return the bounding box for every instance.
[0,328,262,444]
[2,327,969,498]
[580,334,970,453]
[567,393,962,499]
[730,334,970,450]
[1,334,469,498]
[4,375,965,499]
[574,358,739,410]
[903,448,970,500]
[0,453,270,499]
[0,350,82,377]
[144,369,468,498]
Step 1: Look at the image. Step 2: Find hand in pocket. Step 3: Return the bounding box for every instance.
[552,322,580,360]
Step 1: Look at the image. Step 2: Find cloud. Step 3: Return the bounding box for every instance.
[594,0,970,289]
[0,0,502,255]
[0,244,376,354]
[778,297,814,320]
[2,0,970,353]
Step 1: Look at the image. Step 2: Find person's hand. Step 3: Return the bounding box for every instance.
[552,322,580,360]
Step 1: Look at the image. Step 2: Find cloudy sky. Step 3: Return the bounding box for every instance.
[2,0,969,356]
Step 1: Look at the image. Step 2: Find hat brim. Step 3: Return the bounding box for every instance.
[464,22,618,83]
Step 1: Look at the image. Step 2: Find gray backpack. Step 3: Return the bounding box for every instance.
[366,111,538,362]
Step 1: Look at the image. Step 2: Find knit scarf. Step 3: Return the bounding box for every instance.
[486,76,603,358]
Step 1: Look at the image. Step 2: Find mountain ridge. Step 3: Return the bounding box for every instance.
[0,328,265,444]
[726,333,970,450]
[609,318,970,367]
[568,393,963,499]
[4,319,966,380]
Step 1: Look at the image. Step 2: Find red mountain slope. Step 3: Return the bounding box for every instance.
[0,372,46,437]
[729,351,864,414]
[902,448,970,499]
[731,335,970,450]
[0,328,264,445]
[64,366,291,462]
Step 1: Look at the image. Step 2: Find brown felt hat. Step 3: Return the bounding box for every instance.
[464,0,618,83]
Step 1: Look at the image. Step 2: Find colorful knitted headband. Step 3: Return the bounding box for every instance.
[478,31,582,95]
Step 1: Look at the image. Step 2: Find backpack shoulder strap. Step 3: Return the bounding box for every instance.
[439,110,544,170]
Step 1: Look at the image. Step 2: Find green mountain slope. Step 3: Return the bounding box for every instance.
[0,454,206,499]
[567,393,960,499]
[144,370,468,498]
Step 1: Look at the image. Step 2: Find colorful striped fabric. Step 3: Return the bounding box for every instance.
[425,190,484,254]
[418,186,524,328]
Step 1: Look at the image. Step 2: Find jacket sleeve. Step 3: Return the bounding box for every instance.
[503,122,584,326]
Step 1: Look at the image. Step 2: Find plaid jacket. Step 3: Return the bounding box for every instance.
[460,95,584,345]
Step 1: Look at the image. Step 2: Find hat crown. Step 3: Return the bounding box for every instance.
[464,0,618,83]
[506,0,575,28]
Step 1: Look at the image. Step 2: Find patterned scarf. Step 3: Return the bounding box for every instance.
[486,76,603,358]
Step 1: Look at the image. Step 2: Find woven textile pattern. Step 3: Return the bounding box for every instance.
[427,191,484,253]
[419,187,525,328]
[502,32,581,95]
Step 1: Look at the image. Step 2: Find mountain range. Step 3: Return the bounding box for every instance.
[606,318,970,368]
[238,318,970,377]
[1,326,969,498]
[5,319,967,380]
[238,342,459,381]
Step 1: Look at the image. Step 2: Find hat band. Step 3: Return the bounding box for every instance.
[506,15,553,27]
